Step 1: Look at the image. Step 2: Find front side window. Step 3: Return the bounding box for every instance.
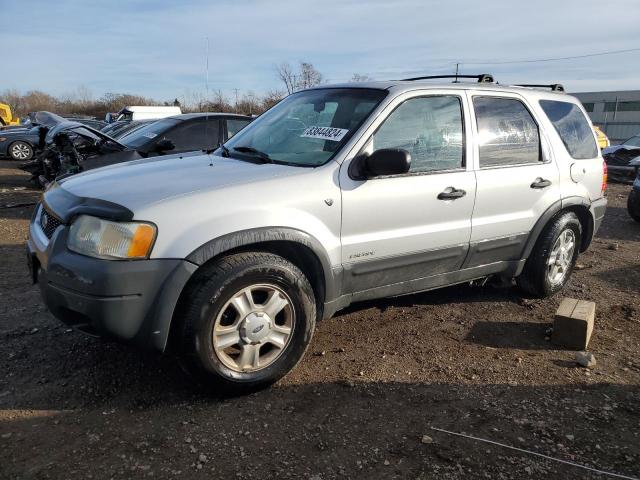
[539,100,598,159]
[474,97,541,167]
[223,88,387,166]
[370,95,464,173]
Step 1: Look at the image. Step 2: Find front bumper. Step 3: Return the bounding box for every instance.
[27,205,197,351]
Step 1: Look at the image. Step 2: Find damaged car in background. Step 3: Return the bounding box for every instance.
[602,133,640,183]
[21,113,253,186]
[0,111,65,160]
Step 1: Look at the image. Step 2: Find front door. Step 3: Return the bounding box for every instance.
[340,92,476,295]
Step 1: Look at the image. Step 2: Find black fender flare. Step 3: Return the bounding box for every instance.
[520,196,594,267]
[186,227,341,302]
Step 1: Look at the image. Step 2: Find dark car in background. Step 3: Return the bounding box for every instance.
[63,116,107,130]
[627,157,640,222]
[0,111,65,160]
[100,119,156,139]
[20,113,253,185]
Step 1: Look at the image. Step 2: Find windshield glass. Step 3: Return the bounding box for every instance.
[119,118,178,148]
[223,88,387,166]
[624,135,640,147]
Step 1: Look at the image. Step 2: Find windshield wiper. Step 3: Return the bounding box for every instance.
[218,144,230,157]
[233,146,274,164]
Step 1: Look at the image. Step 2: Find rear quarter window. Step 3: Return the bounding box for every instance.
[539,100,598,159]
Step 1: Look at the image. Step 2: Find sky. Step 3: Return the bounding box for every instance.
[1,0,639,103]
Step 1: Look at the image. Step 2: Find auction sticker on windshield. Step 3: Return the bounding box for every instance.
[301,126,348,141]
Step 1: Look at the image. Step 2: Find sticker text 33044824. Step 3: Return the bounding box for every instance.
[300,126,349,142]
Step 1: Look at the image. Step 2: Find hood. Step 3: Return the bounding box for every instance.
[0,126,38,137]
[58,153,308,211]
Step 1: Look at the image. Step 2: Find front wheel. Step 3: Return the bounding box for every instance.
[8,141,33,161]
[628,189,640,223]
[177,252,316,394]
[517,211,582,298]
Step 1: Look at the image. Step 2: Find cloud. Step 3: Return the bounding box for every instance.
[1,0,639,99]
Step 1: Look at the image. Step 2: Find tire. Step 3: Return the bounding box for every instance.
[517,211,582,298]
[628,190,640,223]
[177,252,316,394]
[8,141,33,161]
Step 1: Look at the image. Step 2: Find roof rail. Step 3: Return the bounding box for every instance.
[401,74,495,83]
[513,83,565,92]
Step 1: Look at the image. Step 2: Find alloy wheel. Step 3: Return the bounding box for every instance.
[212,284,295,372]
[546,229,576,286]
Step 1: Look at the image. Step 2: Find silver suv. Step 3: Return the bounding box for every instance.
[27,75,607,393]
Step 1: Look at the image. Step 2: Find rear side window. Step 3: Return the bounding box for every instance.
[473,97,540,167]
[539,100,598,159]
[227,119,250,139]
[166,119,220,151]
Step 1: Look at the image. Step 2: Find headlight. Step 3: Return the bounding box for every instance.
[68,215,156,260]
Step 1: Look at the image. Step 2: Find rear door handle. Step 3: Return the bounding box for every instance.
[437,187,466,200]
[530,177,552,189]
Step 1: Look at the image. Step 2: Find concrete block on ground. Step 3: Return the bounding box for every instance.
[552,298,595,350]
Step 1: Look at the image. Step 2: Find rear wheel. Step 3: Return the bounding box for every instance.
[517,211,581,298]
[628,190,640,223]
[177,252,316,394]
[8,141,33,161]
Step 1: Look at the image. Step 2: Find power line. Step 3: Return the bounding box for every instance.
[460,47,640,65]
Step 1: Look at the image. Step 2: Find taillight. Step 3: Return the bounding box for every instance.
[602,161,608,195]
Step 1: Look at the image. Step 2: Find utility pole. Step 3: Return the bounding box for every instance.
[233,88,239,113]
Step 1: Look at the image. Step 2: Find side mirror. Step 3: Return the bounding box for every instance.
[350,148,411,179]
[154,139,175,152]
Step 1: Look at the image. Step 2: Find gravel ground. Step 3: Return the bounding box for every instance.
[0,160,639,480]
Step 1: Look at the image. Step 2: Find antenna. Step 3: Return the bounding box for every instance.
[205,36,210,98]
[204,36,214,154]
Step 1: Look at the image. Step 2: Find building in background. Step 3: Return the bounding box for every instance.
[572,90,640,145]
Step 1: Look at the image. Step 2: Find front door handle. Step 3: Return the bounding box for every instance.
[437,187,466,200]
[531,177,552,189]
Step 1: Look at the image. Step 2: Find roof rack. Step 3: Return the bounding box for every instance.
[513,83,565,92]
[401,74,494,83]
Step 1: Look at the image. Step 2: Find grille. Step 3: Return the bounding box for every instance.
[39,207,63,239]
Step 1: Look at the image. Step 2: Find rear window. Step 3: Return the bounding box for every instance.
[539,100,598,159]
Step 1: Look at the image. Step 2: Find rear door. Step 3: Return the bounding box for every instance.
[340,91,476,294]
[466,92,561,267]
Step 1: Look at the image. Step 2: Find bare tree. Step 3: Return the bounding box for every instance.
[276,62,298,94]
[298,62,323,90]
[351,73,372,82]
[261,89,285,111]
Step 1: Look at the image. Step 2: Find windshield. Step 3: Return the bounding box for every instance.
[624,135,640,147]
[223,88,387,166]
[119,118,178,148]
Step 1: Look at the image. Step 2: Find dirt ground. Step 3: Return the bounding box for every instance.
[0,160,638,480]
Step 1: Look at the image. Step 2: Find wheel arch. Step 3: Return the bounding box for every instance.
[521,197,595,264]
[165,228,337,352]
